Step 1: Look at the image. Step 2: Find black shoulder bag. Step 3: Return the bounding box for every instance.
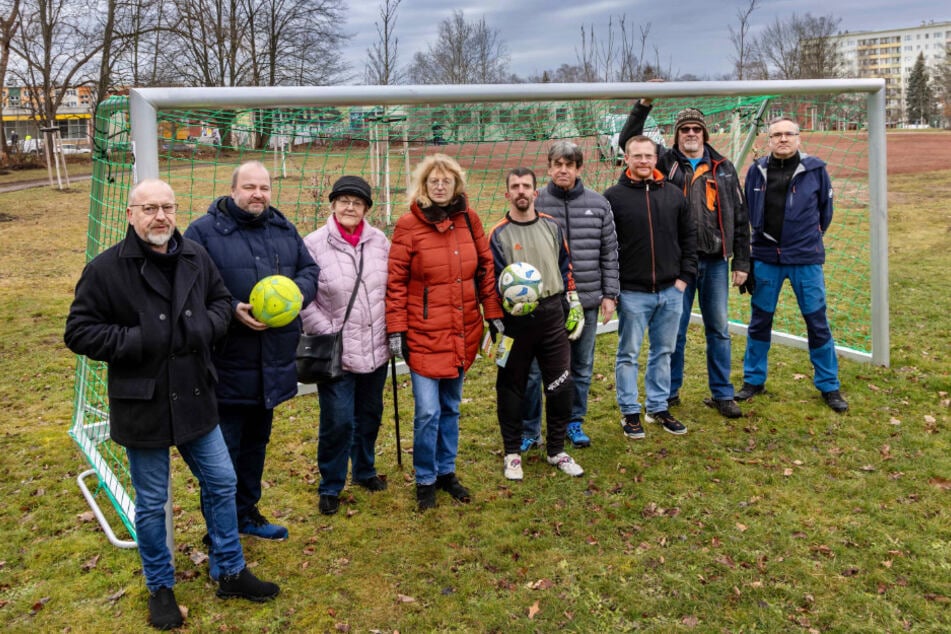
[296,247,364,384]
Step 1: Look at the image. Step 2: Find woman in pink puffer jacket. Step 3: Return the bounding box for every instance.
[300,176,390,517]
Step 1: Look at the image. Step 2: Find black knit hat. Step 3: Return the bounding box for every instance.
[329,175,373,208]
[674,108,709,143]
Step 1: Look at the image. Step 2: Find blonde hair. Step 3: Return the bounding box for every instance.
[409,154,467,207]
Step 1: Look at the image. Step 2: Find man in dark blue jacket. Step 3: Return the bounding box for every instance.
[65,179,279,630]
[737,117,848,412]
[185,161,320,540]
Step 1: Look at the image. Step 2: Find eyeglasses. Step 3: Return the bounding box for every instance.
[427,178,454,189]
[130,203,177,215]
[769,131,800,139]
[335,197,366,209]
[627,154,656,162]
[679,125,704,134]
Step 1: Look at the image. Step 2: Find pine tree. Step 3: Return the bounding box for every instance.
[906,53,935,126]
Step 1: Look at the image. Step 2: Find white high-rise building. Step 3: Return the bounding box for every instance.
[833,21,950,125]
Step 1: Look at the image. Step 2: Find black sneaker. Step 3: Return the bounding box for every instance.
[735,382,765,401]
[667,393,681,408]
[621,413,645,439]
[354,475,388,492]
[148,586,183,630]
[704,398,742,418]
[821,389,849,412]
[318,494,339,516]
[435,473,472,503]
[216,567,280,602]
[646,410,687,435]
[416,483,436,511]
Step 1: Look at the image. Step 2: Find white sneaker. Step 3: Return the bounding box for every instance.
[547,452,584,477]
[503,453,523,480]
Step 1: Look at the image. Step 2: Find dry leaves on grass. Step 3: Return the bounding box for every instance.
[929,476,951,490]
[81,554,99,572]
[525,578,554,590]
[528,601,540,619]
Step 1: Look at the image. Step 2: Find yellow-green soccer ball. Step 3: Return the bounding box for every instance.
[249,275,303,328]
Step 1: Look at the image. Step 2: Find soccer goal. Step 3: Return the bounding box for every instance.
[71,79,888,545]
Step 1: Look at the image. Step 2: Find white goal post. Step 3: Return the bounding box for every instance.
[128,79,889,366]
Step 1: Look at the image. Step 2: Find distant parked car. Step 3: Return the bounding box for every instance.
[596,114,665,165]
[58,143,91,155]
[161,139,198,152]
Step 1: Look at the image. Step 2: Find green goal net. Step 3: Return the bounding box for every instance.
[70,85,883,544]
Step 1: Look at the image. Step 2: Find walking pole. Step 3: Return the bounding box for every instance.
[390,357,403,467]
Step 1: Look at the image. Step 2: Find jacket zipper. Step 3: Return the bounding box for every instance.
[712,161,728,260]
[646,183,656,292]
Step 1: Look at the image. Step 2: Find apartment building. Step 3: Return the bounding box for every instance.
[833,20,950,125]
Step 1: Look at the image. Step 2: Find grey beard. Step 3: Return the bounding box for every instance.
[146,229,173,247]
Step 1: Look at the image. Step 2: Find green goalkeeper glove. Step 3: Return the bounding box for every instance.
[565,291,585,341]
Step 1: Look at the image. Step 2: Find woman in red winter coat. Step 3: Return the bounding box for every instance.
[385,154,503,512]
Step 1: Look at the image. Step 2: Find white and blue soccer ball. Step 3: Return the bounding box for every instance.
[498,261,543,316]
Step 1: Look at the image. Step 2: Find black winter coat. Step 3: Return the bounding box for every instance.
[64,227,233,449]
[619,101,749,271]
[604,170,697,293]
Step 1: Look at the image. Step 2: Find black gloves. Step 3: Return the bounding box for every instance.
[739,268,755,295]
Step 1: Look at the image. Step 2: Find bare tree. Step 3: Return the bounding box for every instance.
[757,12,842,79]
[365,0,403,85]
[470,16,507,84]
[729,0,763,80]
[797,13,842,79]
[164,0,250,86]
[11,0,105,126]
[243,0,349,86]
[0,0,20,154]
[574,17,661,83]
[408,10,509,84]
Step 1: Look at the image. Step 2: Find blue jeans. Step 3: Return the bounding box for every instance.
[410,369,464,485]
[217,403,274,521]
[126,426,244,590]
[615,286,684,414]
[316,364,388,496]
[670,257,735,400]
[743,260,840,393]
[521,306,598,439]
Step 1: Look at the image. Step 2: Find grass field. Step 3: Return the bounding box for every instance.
[0,142,949,632]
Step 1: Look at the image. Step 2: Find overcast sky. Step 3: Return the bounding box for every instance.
[341,0,949,82]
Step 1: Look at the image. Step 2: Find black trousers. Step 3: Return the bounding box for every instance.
[497,295,573,456]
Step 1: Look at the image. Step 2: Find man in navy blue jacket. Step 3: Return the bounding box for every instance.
[737,117,848,413]
[185,161,320,542]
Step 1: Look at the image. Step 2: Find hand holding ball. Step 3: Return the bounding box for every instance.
[498,262,543,316]
[249,275,303,328]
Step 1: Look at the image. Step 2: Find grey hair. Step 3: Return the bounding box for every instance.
[766,116,800,135]
[547,140,584,168]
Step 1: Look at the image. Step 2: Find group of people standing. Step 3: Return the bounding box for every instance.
[63,97,848,630]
